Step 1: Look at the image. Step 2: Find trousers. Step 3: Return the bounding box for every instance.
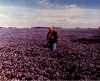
[48,42,57,52]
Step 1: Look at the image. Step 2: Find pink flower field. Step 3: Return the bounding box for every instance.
[0,27,100,80]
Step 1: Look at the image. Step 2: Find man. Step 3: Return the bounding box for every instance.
[47,27,58,52]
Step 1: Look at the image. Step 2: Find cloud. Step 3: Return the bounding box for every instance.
[0,5,100,28]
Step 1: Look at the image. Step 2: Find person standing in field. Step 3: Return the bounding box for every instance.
[47,27,58,52]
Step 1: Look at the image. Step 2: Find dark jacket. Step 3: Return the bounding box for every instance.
[47,30,58,43]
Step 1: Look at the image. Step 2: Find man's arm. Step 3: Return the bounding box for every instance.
[55,31,58,40]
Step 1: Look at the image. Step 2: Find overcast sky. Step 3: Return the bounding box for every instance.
[0,0,100,28]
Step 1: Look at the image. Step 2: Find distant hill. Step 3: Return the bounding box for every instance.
[31,26,62,29]
[32,27,48,29]
[0,27,4,28]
